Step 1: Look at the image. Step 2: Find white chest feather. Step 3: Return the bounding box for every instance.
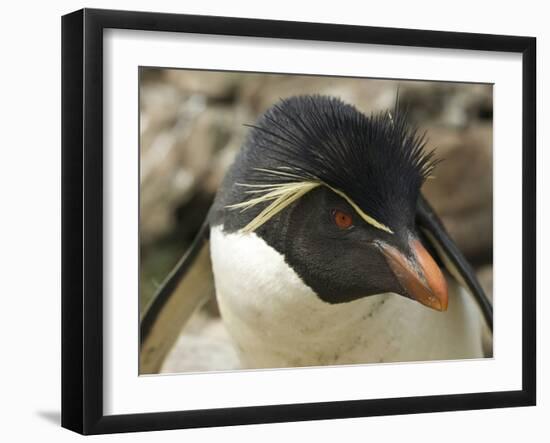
[210,226,485,369]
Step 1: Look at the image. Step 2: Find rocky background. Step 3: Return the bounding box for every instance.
[139,68,493,373]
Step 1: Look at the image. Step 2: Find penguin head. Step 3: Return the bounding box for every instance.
[215,95,448,311]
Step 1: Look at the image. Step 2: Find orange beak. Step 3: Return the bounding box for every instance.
[378,239,448,311]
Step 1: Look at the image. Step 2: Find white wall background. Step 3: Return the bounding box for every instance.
[0,0,546,441]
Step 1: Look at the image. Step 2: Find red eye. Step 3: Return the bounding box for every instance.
[333,209,353,229]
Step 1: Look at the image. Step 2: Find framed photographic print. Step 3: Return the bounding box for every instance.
[61,8,536,435]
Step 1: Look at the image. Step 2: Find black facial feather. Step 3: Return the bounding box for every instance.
[243,94,438,232]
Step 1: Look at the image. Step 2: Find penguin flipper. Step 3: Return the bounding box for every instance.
[139,221,214,374]
[416,194,493,333]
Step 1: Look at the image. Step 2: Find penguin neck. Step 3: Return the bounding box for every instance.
[209,225,398,367]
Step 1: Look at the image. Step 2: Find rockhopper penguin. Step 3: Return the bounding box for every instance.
[140,95,493,372]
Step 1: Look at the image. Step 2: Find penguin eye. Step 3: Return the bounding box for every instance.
[332,209,353,230]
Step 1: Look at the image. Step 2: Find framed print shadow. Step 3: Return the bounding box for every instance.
[61,8,536,435]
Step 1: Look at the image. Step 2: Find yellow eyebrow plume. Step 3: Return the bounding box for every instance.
[227,173,393,234]
[227,181,321,233]
[324,185,393,234]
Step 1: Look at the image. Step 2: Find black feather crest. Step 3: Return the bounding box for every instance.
[240,94,439,233]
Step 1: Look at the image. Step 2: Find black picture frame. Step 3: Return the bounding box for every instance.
[61,8,536,435]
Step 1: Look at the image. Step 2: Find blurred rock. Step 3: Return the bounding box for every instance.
[140,80,250,245]
[164,69,241,101]
[422,123,493,262]
[239,75,389,115]
[398,82,493,128]
[161,309,241,373]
